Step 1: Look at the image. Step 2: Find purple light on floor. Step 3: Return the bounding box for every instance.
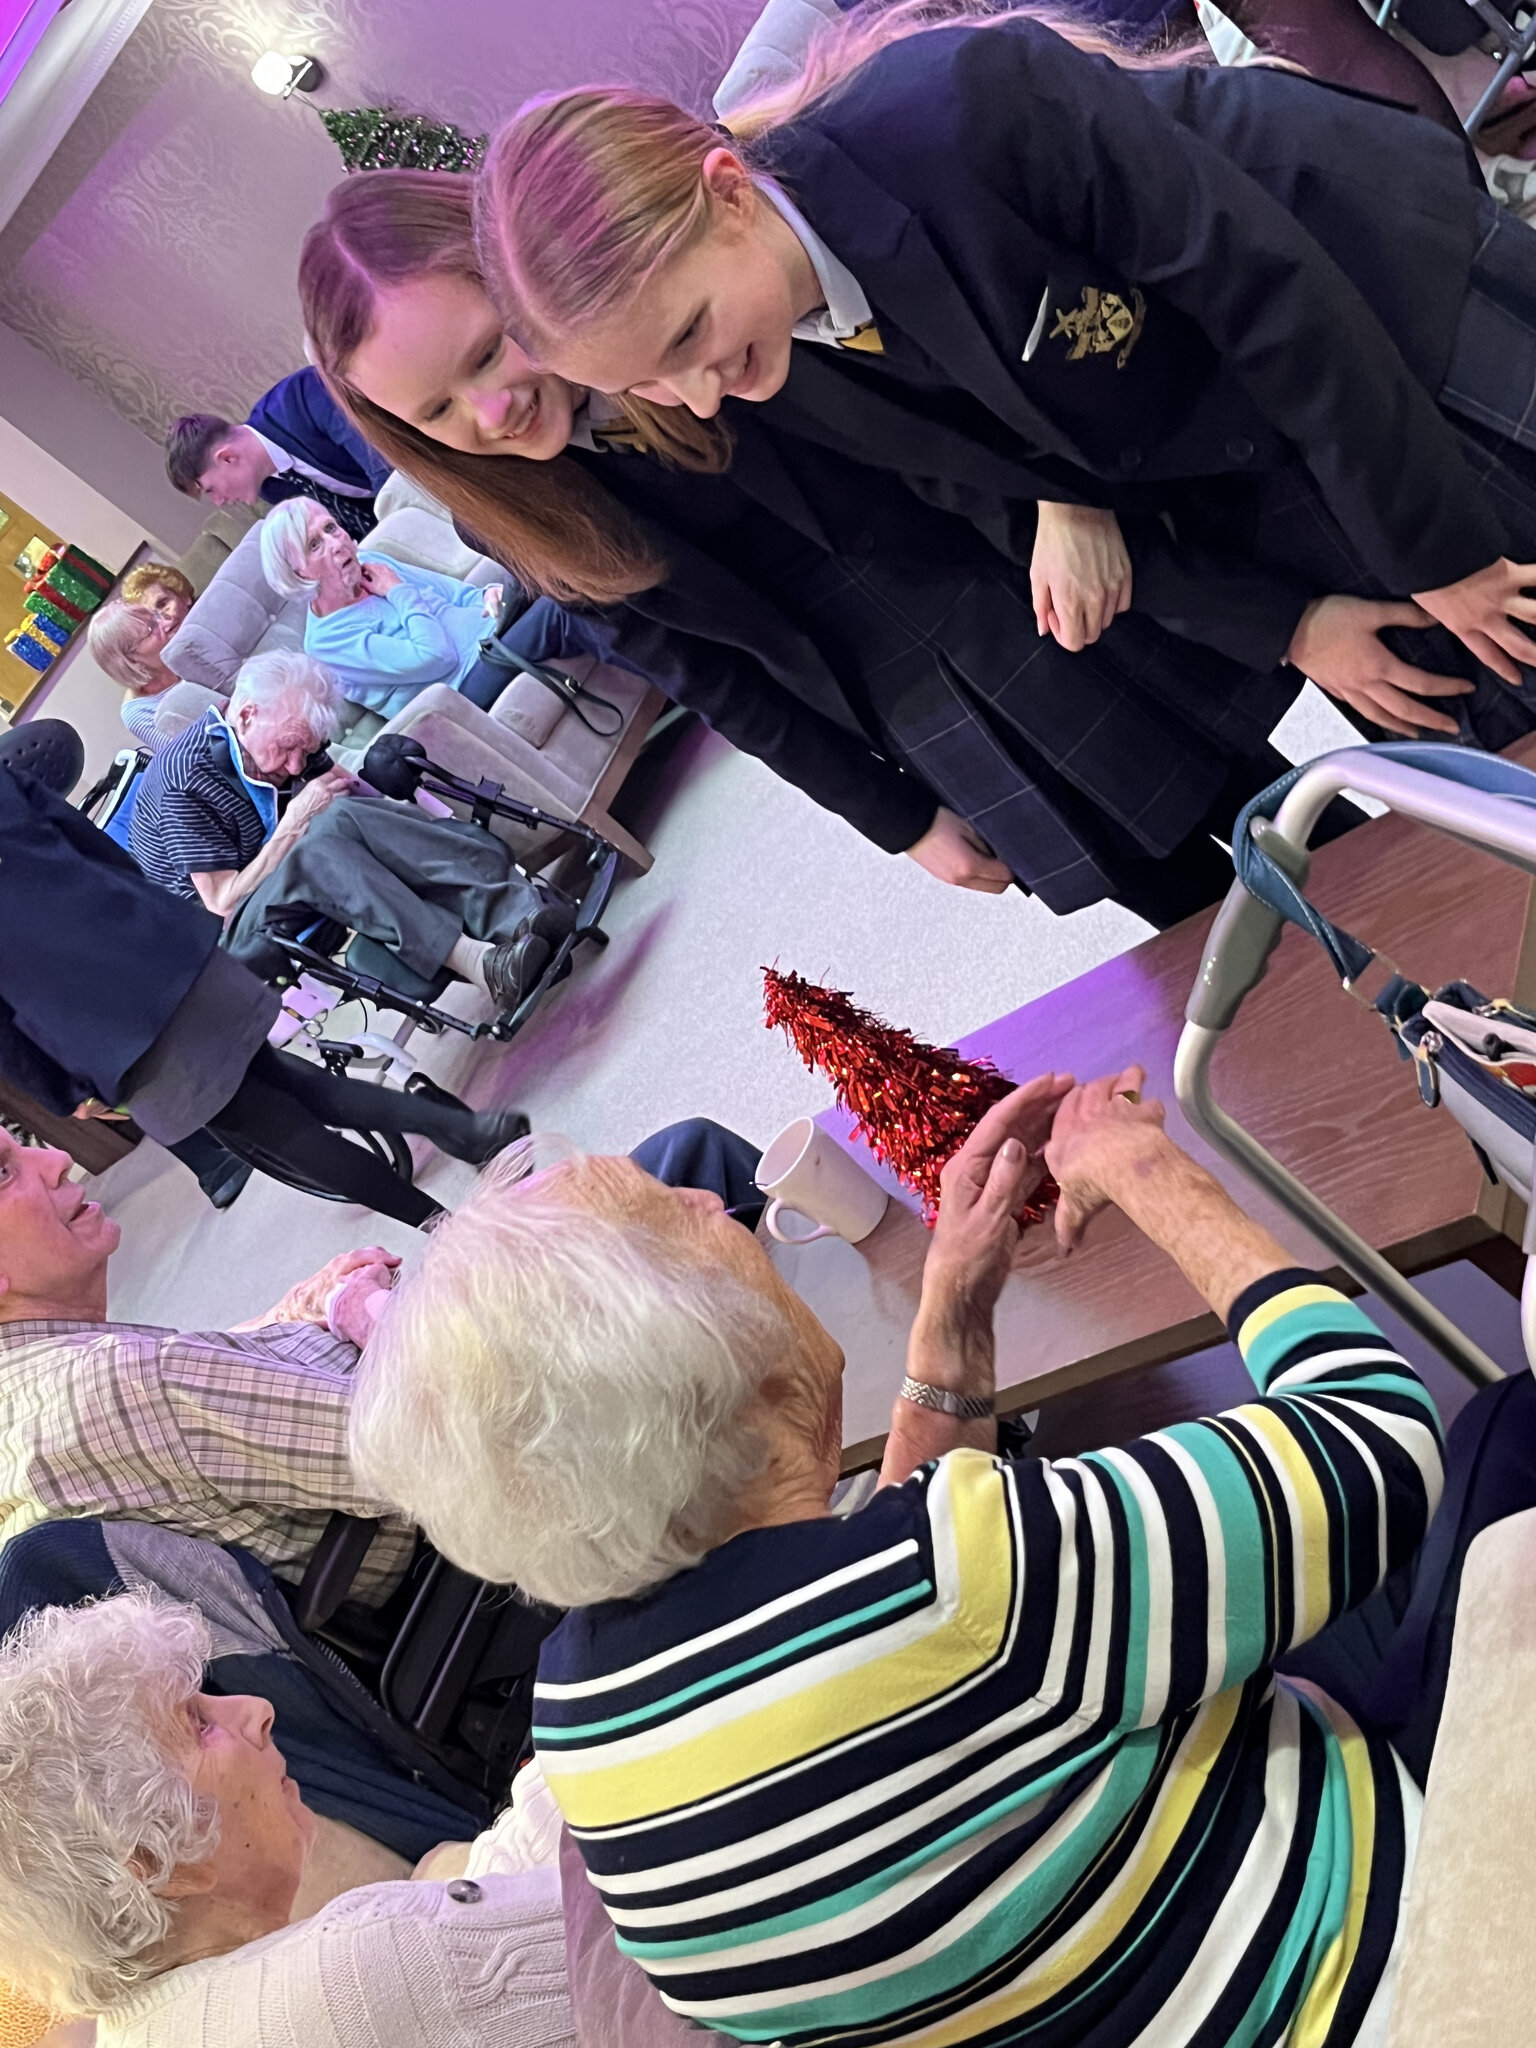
[0,0,66,103]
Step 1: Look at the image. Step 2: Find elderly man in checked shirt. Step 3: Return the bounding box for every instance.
[0,1126,412,1602]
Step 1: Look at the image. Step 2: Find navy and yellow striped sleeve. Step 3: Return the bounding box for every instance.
[1043,1268,1444,1734]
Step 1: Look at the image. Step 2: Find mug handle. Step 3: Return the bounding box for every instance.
[764,1198,837,1245]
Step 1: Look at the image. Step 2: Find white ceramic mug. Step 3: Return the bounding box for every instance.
[756,1117,889,1245]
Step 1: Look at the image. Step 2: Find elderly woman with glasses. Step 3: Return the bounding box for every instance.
[344,1071,1508,2048]
[0,1593,579,2046]
[86,568,223,756]
[256,495,594,720]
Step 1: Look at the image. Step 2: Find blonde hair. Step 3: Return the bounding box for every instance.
[475,0,1197,353]
[298,169,728,606]
[120,561,194,610]
[87,599,165,693]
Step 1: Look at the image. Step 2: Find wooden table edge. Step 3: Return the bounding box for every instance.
[838,1214,1520,1472]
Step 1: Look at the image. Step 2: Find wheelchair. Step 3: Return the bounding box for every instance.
[75,726,622,1204]
[84,732,619,1045]
[287,1510,563,1809]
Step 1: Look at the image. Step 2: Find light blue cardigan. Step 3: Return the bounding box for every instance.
[303,553,490,720]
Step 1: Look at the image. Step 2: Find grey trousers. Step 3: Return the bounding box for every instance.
[225,795,542,980]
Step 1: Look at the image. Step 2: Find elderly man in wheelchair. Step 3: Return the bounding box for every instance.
[126,648,579,1019]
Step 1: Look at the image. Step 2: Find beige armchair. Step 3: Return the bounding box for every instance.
[163,474,663,872]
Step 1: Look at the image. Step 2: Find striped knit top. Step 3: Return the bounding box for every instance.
[533,1271,1445,2047]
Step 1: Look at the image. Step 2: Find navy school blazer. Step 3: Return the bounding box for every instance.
[752,21,1502,656]
[248,366,392,499]
[470,446,941,857]
[0,766,220,1116]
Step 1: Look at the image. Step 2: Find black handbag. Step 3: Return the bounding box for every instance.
[477,607,625,740]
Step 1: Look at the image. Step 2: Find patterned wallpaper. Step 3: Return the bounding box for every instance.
[0,0,761,440]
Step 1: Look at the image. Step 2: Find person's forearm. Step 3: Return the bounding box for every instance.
[880,1288,998,1486]
[1104,1136,1291,1322]
[195,827,298,917]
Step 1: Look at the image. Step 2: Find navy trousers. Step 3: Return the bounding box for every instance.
[629,1117,764,1227]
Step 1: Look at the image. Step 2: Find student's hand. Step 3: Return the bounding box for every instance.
[905,807,1013,893]
[1414,557,1536,685]
[481,582,506,619]
[1286,594,1472,737]
[360,559,402,597]
[1044,1066,1169,1252]
[1030,501,1133,651]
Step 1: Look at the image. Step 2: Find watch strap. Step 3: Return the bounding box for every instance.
[899,1376,994,1422]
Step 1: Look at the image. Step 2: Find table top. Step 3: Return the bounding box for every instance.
[1385,1505,1536,2048]
[767,739,1536,1468]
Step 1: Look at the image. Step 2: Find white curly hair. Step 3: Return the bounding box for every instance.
[0,1593,217,2015]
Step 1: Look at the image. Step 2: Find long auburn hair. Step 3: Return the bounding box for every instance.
[474,0,1201,355]
[298,169,728,605]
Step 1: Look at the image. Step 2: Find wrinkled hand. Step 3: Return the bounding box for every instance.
[1031,502,1133,651]
[1413,558,1536,686]
[1043,1066,1168,1253]
[1286,594,1471,737]
[360,559,402,597]
[263,1246,401,1329]
[905,807,1013,893]
[282,765,363,831]
[327,1263,400,1348]
[923,1076,1074,1320]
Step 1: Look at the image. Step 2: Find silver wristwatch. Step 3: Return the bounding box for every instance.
[899,1376,994,1421]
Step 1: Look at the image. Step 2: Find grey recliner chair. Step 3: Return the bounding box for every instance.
[162,474,664,874]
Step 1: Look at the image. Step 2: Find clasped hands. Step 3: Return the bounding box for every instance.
[885,1066,1165,1482]
[918,1064,1165,1328]
[238,1245,402,1349]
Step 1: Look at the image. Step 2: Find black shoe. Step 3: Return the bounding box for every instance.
[463,1106,533,1165]
[482,931,552,1011]
[205,1161,254,1211]
[530,901,578,948]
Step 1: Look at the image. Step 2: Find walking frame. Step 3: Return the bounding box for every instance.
[1175,747,1536,1388]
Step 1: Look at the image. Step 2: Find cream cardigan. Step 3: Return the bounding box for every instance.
[95,1868,576,2048]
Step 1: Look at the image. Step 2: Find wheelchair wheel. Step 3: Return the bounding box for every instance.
[216,1124,416,1205]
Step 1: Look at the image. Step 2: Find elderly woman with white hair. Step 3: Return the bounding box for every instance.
[347,1072,1496,2048]
[257,496,590,718]
[0,1591,581,2045]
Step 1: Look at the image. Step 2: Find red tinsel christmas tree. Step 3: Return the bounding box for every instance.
[763,967,1057,1225]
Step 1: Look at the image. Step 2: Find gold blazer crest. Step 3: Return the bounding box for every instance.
[1049,286,1146,368]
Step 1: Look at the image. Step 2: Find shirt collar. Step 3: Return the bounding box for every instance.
[754,177,874,347]
[250,428,292,477]
[566,390,629,454]
[249,429,369,498]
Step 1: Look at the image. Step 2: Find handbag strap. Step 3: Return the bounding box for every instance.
[477,624,625,739]
[1233,743,1536,989]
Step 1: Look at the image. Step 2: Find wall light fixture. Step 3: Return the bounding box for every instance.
[251,51,324,98]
